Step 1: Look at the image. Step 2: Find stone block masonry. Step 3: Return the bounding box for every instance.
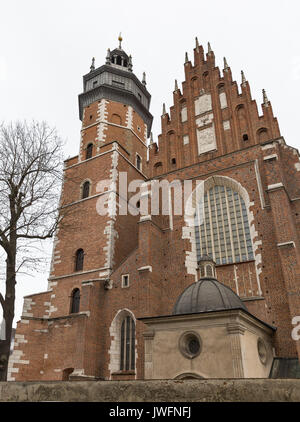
[0,379,300,402]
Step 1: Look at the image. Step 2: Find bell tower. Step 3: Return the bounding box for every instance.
[78,35,153,168]
[46,36,154,313]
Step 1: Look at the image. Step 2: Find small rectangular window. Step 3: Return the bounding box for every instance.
[122,274,129,288]
[112,80,125,87]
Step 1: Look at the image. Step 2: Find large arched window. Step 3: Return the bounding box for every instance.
[120,315,135,371]
[75,249,84,271]
[70,289,80,314]
[194,185,254,265]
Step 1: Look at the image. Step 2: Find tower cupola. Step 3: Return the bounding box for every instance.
[78,35,153,135]
[106,35,132,71]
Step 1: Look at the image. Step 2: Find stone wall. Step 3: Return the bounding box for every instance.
[0,379,300,402]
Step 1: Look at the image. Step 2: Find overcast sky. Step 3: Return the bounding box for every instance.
[1,0,300,326]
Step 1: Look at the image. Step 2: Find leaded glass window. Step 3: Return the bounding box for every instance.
[195,185,254,265]
[120,316,135,371]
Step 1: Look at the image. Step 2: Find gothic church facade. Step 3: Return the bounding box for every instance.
[8,38,300,381]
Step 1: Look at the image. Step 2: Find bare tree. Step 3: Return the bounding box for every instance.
[0,120,63,381]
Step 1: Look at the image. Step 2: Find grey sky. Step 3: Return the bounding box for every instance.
[0,0,300,326]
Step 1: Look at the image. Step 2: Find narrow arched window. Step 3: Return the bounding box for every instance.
[136,154,141,171]
[70,289,80,314]
[206,265,213,277]
[194,185,254,265]
[82,181,90,199]
[75,249,84,271]
[86,143,93,160]
[120,316,135,371]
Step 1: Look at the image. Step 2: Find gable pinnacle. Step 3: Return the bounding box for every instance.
[90,57,95,72]
[174,79,178,91]
[150,132,153,144]
[241,70,246,86]
[224,57,229,70]
[208,42,212,54]
[163,103,166,115]
[185,52,189,63]
[195,37,199,50]
[263,89,269,106]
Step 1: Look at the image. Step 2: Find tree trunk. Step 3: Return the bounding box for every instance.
[0,317,13,381]
[0,241,16,381]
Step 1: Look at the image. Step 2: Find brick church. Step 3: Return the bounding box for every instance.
[8,36,300,381]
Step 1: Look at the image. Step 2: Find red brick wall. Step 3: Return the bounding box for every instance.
[11,41,300,382]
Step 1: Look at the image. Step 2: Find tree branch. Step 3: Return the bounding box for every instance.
[0,292,5,312]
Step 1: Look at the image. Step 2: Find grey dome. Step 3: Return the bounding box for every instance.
[173,278,247,315]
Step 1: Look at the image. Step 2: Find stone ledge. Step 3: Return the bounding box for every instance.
[0,379,300,402]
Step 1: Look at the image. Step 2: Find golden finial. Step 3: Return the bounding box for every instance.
[118,32,123,49]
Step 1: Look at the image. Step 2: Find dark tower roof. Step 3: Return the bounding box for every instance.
[78,36,153,136]
[173,277,247,315]
[109,48,129,61]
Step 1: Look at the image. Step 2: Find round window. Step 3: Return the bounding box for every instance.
[179,332,202,359]
[188,338,200,355]
[257,338,268,365]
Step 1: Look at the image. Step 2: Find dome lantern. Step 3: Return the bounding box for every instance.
[197,254,216,279]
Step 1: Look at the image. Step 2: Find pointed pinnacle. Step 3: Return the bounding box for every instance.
[128,55,133,71]
[163,103,166,115]
[175,79,178,91]
[224,57,229,70]
[118,32,123,49]
[263,89,269,106]
[106,49,111,64]
[195,37,199,49]
[208,42,212,54]
[185,52,189,63]
[90,57,95,72]
[142,72,146,85]
[150,132,153,144]
[241,70,246,85]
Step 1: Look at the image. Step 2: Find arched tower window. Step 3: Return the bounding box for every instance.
[75,249,84,271]
[82,181,90,199]
[136,154,141,171]
[120,315,135,371]
[86,143,93,160]
[70,289,80,314]
[194,185,254,265]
